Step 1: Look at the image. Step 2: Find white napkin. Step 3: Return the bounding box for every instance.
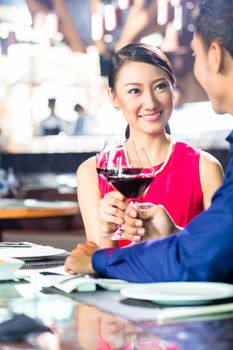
[155,302,233,323]
[49,275,130,293]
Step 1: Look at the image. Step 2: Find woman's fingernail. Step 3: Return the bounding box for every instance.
[133,235,141,242]
[135,220,142,227]
[137,228,145,235]
[130,210,137,218]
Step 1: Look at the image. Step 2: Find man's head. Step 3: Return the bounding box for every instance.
[195,0,233,57]
[48,98,56,112]
[192,0,233,115]
[74,104,85,115]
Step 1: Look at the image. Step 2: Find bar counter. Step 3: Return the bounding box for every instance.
[0,147,230,175]
[0,132,231,175]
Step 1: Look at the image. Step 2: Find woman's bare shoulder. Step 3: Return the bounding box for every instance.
[200,150,224,180]
[200,151,223,171]
[77,156,96,176]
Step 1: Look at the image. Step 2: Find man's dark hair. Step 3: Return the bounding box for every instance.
[48,98,56,107]
[195,0,233,57]
[74,104,84,113]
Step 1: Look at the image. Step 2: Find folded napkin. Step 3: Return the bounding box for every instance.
[47,275,130,293]
[154,301,233,323]
[0,313,52,342]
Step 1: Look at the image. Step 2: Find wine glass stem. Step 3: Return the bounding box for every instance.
[109,225,125,240]
[106,198,137,241]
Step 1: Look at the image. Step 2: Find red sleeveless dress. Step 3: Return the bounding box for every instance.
[97,142,203,247]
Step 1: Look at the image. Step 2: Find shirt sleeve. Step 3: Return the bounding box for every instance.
[92,161,233,283]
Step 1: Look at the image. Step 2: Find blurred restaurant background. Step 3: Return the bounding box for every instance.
[0,0,232,248]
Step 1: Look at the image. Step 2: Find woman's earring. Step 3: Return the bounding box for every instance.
[114,106,119,111]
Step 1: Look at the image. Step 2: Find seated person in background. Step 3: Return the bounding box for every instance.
[75,43,223,250]
[73,104,86,134]
[68,103,93,135]
[64,0,233,284]
[38,98,67,136]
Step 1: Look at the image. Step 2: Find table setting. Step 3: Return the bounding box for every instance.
[1,242,233,322]
[1,241,233,349]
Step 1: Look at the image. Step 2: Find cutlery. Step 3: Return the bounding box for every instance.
[0,242,33,248]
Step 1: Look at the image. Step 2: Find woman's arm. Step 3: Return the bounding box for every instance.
[199,151,224,209]
[77,157,113,247]
[77,156,127,247]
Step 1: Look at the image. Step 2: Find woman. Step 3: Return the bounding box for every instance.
[77,43,223,248]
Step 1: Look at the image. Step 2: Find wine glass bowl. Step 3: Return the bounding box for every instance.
[107,167,154,202]
[96,140,120,179]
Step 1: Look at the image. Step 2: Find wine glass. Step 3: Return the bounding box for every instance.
[97,140,154,240]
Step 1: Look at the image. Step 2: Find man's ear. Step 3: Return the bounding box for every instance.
[107,87,119,109]
[208,40,224,74]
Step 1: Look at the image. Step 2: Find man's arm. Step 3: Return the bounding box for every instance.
[92,176,233,283]
[64,241,98,275]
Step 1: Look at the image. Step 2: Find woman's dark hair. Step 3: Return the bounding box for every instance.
[195,0,233,57]
[108,43,175,139]
[108,43,176,91]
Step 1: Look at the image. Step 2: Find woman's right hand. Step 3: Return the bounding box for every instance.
[99,191,127,237]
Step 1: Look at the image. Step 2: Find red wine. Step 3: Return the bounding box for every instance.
[121,168,142,175]
[97,168,118,180]
[108,176,153,198]
[97,167,142,177]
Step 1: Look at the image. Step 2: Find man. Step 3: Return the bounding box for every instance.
[38,98,67,136]
[67,103,99,135]
[65,0,233,283]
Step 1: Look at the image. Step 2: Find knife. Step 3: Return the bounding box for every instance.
[0,242,33,248]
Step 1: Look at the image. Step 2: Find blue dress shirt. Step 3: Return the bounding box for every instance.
[92,130,233,283]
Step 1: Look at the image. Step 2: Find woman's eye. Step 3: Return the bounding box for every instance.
[128,88,140,94]
[155,82,168,90]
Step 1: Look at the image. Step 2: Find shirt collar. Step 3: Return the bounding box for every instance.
[226,129,233,155]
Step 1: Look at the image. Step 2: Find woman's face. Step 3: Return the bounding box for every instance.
[109,61,174,136]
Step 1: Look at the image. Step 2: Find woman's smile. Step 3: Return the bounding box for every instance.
[139,111,162,122]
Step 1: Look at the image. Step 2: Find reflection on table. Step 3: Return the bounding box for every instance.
[0,272,233,349]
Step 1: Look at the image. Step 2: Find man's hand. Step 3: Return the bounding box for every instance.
[123,203,182,242]
[99,191,126,237]
[64,241,100,275]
